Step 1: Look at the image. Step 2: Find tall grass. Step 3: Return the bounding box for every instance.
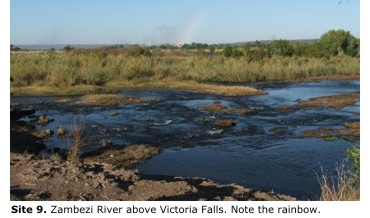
[10,50,359,90]
[319,146,360,201]
[67,118,85,162]
[319,163,359,201]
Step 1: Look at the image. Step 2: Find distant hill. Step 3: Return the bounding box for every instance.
[230,39,318,46]
[14,39,318,51]
[15,44,111,51]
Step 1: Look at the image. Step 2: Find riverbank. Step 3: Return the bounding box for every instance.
[10,152,295,201]
[10,80,267,97]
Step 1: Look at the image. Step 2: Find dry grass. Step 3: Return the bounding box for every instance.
[178,81,266,96]
[67,118,85,162]
[302,127,338,139]
[201,103,229,113]
[10,85,117,96]
[10,50,359,96]
[108,80,266,96]
[303,121,360,139]
[319,163,360,201]
[339,122,360,138]
[11,80,267,97]
[79,94,151,106]
[230,108,257,114]
[201,102,257,114]
[297,93,360,110]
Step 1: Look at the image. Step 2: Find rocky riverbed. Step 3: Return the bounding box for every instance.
[10,104,294,201]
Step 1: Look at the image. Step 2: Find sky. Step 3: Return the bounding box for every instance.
[10,0,360,45]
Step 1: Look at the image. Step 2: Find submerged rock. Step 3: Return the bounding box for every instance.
[35,129,53,138]
[215,119,237,128]
[37,116,51,126]
[57,126,67,137]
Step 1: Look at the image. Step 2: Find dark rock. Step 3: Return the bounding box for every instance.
[10,130,46,153]
[10,105,35,120]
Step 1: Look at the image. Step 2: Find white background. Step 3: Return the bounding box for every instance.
[1,0,368,217]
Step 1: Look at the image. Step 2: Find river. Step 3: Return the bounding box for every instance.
[11,80,360,200]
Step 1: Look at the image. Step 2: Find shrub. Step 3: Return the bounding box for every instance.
[222,45,233,57]
[64,45,75,51]
[67,118,85,162]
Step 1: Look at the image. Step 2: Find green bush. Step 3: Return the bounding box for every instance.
[347,145,360,186]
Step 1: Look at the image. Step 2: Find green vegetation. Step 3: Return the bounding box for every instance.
[323,136,339,141]
[319,30,359,57]
[10,44,21,51]
[347,145,360,186]
[10,29,359,96]
[63,45,75,51]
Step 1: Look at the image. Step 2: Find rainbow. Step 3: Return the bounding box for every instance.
[176,9,204,45]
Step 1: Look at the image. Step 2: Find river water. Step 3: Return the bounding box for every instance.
[11,80,360,200]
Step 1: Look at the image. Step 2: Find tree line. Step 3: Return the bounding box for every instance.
[11,29,359,59]
[221,29,359,59]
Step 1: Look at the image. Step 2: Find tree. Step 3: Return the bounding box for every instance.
[209,45,216,55]
[10,44,21,51]
[345,38,360,57]
[305,42,325,58]
[319,29,359,56]
[182,44,191,49]
[231,49,243,58]
[268,39,293,56]
[243,43,252,57]
[222,44,233,57]
[64,45,75,51]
